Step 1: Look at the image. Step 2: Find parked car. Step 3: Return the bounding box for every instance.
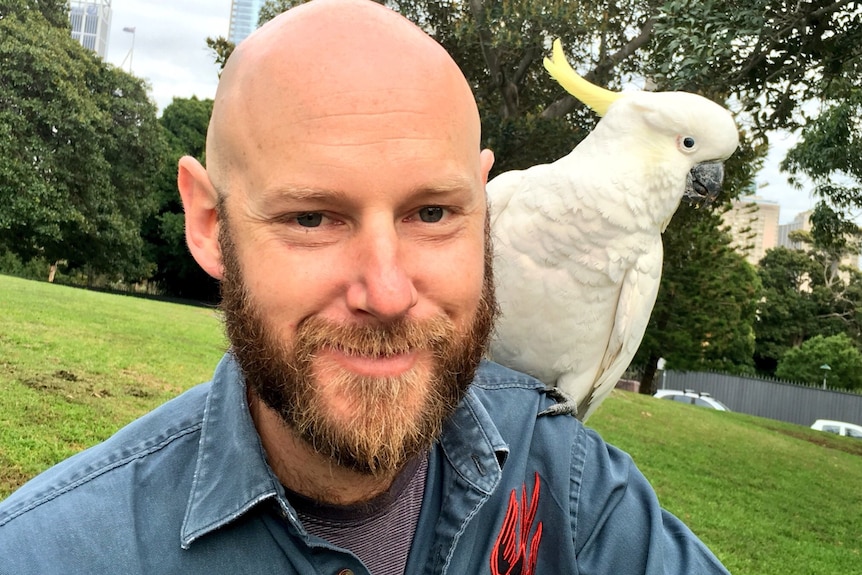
[653,389,731,411]
[810,419,862,439]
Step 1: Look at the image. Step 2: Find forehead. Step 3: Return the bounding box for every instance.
[206,3,483,205]
[227,79,480,204]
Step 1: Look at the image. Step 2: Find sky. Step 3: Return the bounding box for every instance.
[101,0,817,224]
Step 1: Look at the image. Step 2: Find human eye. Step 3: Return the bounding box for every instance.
[416,206,446,223]
[294,212,325,228]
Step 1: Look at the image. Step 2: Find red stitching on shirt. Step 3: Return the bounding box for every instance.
[490,472,543,575]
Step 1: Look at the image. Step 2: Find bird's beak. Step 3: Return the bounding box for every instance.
[683,161,724,206]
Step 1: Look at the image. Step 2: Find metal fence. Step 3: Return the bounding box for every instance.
[661,371,862,427]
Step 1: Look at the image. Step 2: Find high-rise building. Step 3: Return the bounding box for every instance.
[69,0,112,58]
[777,210,812,250]
[721,197,781,265]
[229,0,266,45]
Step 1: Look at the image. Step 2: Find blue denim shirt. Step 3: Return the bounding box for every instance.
[0,355,730,574]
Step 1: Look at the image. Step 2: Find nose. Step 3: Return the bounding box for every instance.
[346,224,418,321]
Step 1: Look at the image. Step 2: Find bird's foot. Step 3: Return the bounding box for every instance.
[539,387,579,419]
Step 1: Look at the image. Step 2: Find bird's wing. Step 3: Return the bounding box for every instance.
[578,246,663,420]
[487,168,532,228]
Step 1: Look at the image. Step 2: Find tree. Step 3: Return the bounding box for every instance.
[775,334,862,391]
[142,97,220,302]
[753,205,862,377]
[0,0,69,28]
[0,7,167,281]
[633,205,760,393]
[753,247,823,373]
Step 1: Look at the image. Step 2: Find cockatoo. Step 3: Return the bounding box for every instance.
[488,39,739,421]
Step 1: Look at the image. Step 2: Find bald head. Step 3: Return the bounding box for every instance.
[206,0,481,196]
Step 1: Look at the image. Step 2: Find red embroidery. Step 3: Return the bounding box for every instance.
[490,472,543,575]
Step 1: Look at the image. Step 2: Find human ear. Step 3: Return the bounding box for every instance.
[177,156,223,280]
[480,149,495,186]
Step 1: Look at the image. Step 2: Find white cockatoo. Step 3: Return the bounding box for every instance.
[488,40,740,420]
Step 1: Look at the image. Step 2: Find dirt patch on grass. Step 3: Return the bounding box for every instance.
[21,370,112,402]
[769,426,862,457]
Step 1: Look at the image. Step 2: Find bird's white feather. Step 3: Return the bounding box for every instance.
[488,80,739,420]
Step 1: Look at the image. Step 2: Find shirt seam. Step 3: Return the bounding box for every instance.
[0,421,203,526]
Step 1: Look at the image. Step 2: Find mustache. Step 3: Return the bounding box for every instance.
[297,315,455,359]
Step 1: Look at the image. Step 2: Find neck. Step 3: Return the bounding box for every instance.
[247,391,398,505]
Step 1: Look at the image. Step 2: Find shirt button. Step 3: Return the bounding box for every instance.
[337,570,354,575]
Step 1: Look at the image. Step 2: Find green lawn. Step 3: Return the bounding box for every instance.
[0,274,226,492]
[2,273,861,573]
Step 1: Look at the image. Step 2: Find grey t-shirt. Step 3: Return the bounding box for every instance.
[288,452,429,575]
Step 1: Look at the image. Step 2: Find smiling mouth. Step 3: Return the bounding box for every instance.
[320,345,420,377]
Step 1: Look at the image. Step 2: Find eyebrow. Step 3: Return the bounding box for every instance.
[258,177,477,205]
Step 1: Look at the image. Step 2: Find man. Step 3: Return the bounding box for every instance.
[0,1,732,573]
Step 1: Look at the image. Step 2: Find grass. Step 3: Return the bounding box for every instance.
[2,273,861,573]
[589,389,862,574]
[0,274,226,492]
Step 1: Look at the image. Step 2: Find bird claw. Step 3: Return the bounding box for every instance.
[539,387,579,418]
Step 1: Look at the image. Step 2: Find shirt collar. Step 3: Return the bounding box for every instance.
[180,356,510,547]
[439,361,510,495]
[181,353,284,549]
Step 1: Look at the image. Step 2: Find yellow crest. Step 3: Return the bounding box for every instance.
[543,39,622,117]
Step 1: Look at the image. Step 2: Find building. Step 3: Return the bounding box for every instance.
[777,210,812,250]
[69,0,112,58]
[721,197,781,265]
[228,0,266,45]
[778,210,860,272]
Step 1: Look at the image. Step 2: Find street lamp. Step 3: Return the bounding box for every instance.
[820,364,831,390]
[121,26,136,74]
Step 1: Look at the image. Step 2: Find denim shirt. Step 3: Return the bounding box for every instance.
[0,355,730,575]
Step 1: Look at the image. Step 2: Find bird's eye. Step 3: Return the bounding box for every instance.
[418,206,445,223]
[682,136,696,149]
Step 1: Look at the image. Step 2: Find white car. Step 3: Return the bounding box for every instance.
[653,389,731,411]
[810,419,862,439]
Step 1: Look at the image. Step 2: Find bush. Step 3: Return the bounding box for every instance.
[775,334,862,390]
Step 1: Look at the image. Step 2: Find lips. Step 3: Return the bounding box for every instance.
[318,345,420,378]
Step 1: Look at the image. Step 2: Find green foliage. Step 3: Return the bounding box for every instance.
[754,247,822,372]
[205,35,234,74]
[650,0,862,133]
[0,9,168,281]
[635,205,760,391]
[775,334,862,390]
[143,97,219,302]
[754,206,862,376]
[0,248,49,280]
[0,0,69,28]
[781,85,862,239]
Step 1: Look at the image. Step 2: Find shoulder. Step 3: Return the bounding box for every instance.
[0,382,211,527]
[467,360,582,435]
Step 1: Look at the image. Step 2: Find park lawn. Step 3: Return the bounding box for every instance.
[2,273,862,574]
[0,274,226,492]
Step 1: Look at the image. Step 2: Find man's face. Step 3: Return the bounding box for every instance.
[216,79,496,476]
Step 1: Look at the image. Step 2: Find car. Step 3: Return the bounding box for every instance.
[653,389,731,411]
[810,419,862,439]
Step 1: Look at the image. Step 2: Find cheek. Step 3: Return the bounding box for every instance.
[238,242,345,325]
[417,237,486,320]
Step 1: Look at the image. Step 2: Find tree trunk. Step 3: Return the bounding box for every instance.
[47,261,58,283]
[640,354,660,395]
